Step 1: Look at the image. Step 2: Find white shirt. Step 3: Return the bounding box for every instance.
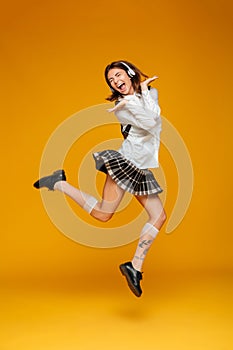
[114,87,162,169]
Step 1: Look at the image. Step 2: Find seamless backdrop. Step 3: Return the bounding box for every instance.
[1,1,233,349]
[0,0,233,339]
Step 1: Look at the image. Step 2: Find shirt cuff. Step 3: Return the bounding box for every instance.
[141,89,150,97]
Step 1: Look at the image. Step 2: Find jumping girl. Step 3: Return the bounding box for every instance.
[33,60,166,297]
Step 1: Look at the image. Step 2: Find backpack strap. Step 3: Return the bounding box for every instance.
[121,124,132,139]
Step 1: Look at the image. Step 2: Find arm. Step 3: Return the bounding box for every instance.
[140,76,161,115]
[107,99,158,130]
[124,103,158,131]
[125,76,161,131]
[141,89,160,114]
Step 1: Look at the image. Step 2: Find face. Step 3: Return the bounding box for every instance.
[107,68,134,95]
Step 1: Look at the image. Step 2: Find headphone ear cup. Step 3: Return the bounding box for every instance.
[128,68,136,78]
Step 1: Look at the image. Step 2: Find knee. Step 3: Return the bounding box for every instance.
[152,208,167,228]
[158,209,166,227]
[160,209,167,225]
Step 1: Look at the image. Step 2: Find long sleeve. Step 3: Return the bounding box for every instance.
[123,103,158,131]
[141,88,161,117]
[118,88,161,133]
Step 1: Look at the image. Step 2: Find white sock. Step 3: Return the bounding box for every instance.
[140,223,159,239]
[83,196,98,213]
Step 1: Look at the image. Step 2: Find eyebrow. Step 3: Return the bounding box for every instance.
[108,71,121,81]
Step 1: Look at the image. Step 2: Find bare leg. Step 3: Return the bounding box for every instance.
[54,175,125,222]
[131,194,166,271]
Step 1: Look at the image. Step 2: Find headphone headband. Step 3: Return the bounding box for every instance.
[120,62,136,77]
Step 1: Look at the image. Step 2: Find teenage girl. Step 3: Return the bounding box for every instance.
[34,60,166,297]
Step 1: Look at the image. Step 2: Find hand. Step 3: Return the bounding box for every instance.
[140,76,158,91]
[107,99,128,113]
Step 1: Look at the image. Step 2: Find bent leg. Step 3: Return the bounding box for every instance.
[131,194,166,271]
[91,175,125,221]
[54,175,125,222]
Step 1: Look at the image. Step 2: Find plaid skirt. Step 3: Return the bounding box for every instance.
[93,150,163,196]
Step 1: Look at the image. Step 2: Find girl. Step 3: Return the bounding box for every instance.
[33,60,166,297]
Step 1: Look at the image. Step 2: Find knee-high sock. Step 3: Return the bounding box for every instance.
[54,181,98,213]
[132,223,159,272]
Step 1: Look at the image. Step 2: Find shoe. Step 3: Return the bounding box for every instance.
[33,170,66,190]
[119,261,143,297]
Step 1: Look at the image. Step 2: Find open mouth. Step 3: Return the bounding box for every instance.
[117,82,126,92]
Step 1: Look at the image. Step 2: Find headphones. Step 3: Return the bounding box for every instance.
[120,62,136,77]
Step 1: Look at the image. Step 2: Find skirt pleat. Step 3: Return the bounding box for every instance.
[93,150,163,196]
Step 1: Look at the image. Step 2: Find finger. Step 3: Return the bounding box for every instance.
[149,76,158,81]
[142,76,158,85]
[107,108,115,113]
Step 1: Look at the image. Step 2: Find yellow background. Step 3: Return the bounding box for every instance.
[1,0,233,349]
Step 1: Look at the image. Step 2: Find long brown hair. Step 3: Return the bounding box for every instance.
[104,60,148,101]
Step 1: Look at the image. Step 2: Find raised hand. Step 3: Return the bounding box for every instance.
[140,76,158,91]
[107,99,128,113]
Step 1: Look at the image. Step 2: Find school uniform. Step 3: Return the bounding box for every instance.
[93,88,163,196]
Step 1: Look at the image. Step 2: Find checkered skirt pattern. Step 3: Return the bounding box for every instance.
[93,150,163,196]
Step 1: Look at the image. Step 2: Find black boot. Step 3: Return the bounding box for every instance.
[119,261,143,297]
[33,170,66,191]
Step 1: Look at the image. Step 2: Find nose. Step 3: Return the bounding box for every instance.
[113,77,118,85]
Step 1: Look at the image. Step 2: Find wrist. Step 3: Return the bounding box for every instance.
[141,88,149,95]
[140,84,148,91]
